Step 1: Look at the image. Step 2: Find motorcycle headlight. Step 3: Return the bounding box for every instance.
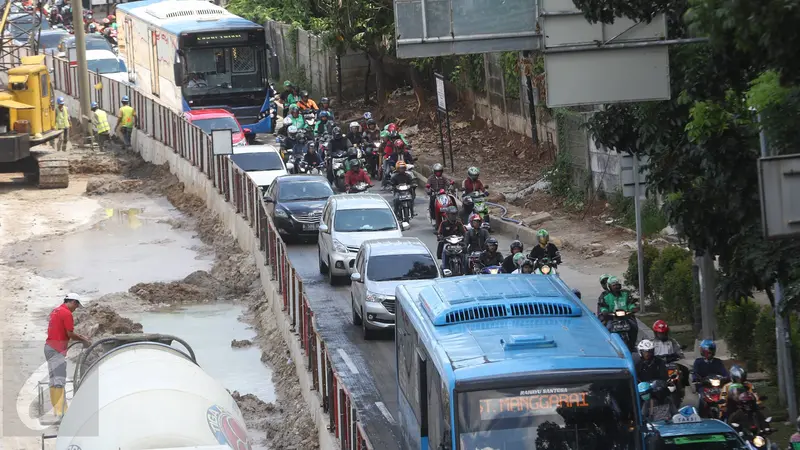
[274,208,288,219]
[489,268,498,274]
[615,310,626,317]
[710,379,720,387]
[752,436,766,447]
[332,239,348,254]
[541,265,551,274]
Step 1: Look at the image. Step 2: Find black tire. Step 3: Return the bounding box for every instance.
[352,297,362,326]
[362,308,374,340]
[318,247,328,274]
[327,258,337,286]
[451,258,462,276]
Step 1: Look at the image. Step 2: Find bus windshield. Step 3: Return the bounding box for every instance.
[457,379,638,450]
[183,46,264,95]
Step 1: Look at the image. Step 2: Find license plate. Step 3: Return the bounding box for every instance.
[611,322,630,332]
[302,223,318,231]
[399,194,412,200]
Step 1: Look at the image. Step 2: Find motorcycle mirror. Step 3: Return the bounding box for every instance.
[730,423,740,428]
[765,417,772,423]
[443,269,453,277]
[401,222,409,230]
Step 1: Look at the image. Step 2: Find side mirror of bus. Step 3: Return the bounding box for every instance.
[173,63,183,86]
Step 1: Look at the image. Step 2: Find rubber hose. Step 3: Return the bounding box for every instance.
[486,201,522,224]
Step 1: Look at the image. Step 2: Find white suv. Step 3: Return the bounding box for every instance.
[318,194,402,285]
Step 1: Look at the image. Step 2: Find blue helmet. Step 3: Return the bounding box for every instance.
[363,112,372,120]
[121,95,129,103]
[699,339,717,359]
[318,110,329,119]
[56,97,65,105]
[637,381,651,394]
[91,101,98,109]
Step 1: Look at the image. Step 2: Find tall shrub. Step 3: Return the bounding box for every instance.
[624,243,660,301]
[719,299,760,370]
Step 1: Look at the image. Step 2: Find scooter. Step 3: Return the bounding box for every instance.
[328,149,348,192]
[730,418,777,449]
[462,190,491,231]
[441,235,467,276]
[659,354,688,406]
[533,256,558,275]
[696,374,727,419]
[428,183,458,231]
[605,308,637,351]
[348,182,372,194]
[394,183,414,228]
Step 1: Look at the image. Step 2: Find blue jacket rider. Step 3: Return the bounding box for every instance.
[692,339,729,415]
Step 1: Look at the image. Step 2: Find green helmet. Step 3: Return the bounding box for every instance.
[467,166,480,180]
[289,104,299,113]
[380,130,389,139]
[537,229,550,245]
[283,80,293,87]
[513,253,526,267]
[600,274,610,283]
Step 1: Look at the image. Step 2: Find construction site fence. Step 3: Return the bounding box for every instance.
[43,52,373,450]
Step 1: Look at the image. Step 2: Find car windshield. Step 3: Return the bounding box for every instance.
[63,36,110,51]
[9,15,49,42]
[457,379,638,450]
[87,58,123,74]
[278,181,333,202]
[334,208,397,232]
[366,254,439,282]
[229,152,284,172]
[661,433,748,450]
[192,117,241,134]
[38,32,67,49]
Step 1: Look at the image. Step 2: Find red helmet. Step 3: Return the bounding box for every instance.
[394,139,404,149]
[652,320,669,334]
[387,123,398,133]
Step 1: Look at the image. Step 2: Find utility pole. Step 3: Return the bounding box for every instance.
[757,113,798,421]
[697,251,717,339]
[72,0,92,134]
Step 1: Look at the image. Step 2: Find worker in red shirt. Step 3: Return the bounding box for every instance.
[45,293,90,418]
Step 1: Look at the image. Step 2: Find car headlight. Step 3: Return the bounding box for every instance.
[366,292,391,303]
[333,239,348,253]
[274,208,288,218]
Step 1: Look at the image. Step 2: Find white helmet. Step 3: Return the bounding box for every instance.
[283,117,293,126]
[349,121,360,130]
[637,339,654,352]
[287,126,298,135]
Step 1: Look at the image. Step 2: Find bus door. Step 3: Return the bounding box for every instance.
[148,29,160,96]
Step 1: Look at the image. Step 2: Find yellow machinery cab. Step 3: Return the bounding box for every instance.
[0,54,57,140]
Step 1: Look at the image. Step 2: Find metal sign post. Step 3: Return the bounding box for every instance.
[621,154,649,312]
[434,73,454,170]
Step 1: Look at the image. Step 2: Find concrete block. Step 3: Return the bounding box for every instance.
[523,212,552,226]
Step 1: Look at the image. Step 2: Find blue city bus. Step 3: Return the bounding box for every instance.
[395,275,644,450]
[116,0,274,135]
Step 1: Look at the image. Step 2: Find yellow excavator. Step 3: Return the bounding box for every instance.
[0,1,69,188]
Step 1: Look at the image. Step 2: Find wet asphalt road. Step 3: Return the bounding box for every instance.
[282,183,645,448]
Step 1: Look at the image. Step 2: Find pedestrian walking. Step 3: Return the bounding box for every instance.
[44,293,90,419]
[54,97,70,152]
[115,95,135,149]
[91,101,110,151]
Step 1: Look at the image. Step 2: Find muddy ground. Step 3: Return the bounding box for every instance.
[0,142,318,450]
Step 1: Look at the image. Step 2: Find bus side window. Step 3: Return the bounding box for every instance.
[427,360,449,449]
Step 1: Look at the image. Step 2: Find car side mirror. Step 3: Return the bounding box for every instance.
[263,195,274,203]
[443,269,453,277]
[319,223,329,233]
[350,273,362,282]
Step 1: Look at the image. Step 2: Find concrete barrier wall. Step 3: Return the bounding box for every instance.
[55,88,339,450]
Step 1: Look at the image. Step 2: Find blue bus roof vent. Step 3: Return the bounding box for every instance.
[500,334,556,350]
[418,276,582,326]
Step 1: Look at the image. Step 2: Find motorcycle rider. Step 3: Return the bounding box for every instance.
[692,340,730,416]
[652,320,685,360]
[314,111,334,137]
[279,81,298,117]
[288,105,307,130]
[295,91,318,111]
[599,276,639,345]
[464,214,490,255]
[379,131,394,187]
[437,206,466,269]
[385,123,410,147]
[529,229,562,267]
[390,161,416,218]
[345,147,361,172]
[363,118,381,142]
[302,141,323,168]
[427,163,453,222]
[326,127,351,184]
[479,237,504,269]
[347,122,363,146]
[461,167,486,222]
[638,381,652,408]
[723,365,760,415]
[281,126,306,161]
[518,258,536,274]
[642,380,679,422]
[509,253,526,273]
[790,415,800,449]
[502,240,525,274]
[727,392,770,435]
[636,339,668,383]
[359,112,373,131]
[318,97,334,120]
[385,139,414,187]
[344,160,372,193]
[597,274,611,314]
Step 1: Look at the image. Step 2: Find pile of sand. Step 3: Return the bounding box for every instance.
[74,303,143,339]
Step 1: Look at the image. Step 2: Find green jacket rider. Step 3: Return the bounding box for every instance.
[599,276,636,314]
[288,105,307,130]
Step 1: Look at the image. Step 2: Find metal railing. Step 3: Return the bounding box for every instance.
[38,51,374,450]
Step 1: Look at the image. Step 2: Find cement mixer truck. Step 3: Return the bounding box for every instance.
[42,334,252,450]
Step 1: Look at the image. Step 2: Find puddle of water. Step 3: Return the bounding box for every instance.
[4,194,214,295]
[128,303,277,404]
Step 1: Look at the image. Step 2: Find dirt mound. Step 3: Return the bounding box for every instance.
[129,270,228,304]
[231,391,275,417]
[231,339,253,348]
[85,176,145,195]
[74,303,143,339]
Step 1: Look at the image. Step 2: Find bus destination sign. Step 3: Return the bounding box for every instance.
[478,386,590,421]
[194,32,248,46]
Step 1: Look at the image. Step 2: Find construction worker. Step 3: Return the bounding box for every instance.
[45,293,90,418]
[91,102,110,151]
[116,96,135,149]
[54,97,70,151]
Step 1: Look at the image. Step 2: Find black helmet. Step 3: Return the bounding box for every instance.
[332,126,342,136]
[350,159,361,169]
[367,118,376,125]
[572,288,582,299]
[650,380,668,399]
[485,237,498,247]
[446,206,458,221]
[510,240,523,252]
[347,147,358,157]
[300,90,309,98]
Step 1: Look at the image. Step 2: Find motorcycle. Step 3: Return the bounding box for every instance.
[534,256,558,275]
[659,354,687,405]
[348,182,372,194]
[394,183,414,227]
[605,308,636,350]
[462,190,491,230]
[361,142,381,178]
[696,374,727,419]
[479,265,503,275]
[329,150,348,192]
[298,160,323,175]
[730,418,777,449]
[441,235,467,276]
[427,183,458,231]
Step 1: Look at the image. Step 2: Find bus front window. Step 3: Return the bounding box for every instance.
[457,379,638,450]
[183,46,264,95]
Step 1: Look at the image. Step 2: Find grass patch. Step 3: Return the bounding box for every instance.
[752,381,794,446]
[608,190,668,236]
